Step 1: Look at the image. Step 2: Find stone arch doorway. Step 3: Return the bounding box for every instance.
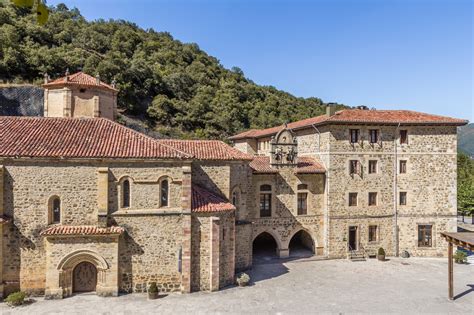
[252,232,279,263]
[73,261,97,293]
[288,230,314,258]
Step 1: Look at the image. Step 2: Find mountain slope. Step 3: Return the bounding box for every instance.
[0,2,345,140]
[458,123,474,157]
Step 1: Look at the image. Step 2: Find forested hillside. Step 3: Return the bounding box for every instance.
[458,123,474,157]
[0,2,345,139]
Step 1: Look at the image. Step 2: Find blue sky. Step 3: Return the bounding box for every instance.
[48,0,473,122]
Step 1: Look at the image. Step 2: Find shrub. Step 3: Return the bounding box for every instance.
[148,282,158,293]
[378,247,385,256]
[236,272,250,286]
[453,250,467,264]
[5,291,27,307]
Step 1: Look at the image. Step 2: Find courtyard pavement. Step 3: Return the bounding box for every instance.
[1,257,472,314]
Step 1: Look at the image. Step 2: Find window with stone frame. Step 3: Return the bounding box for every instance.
[259,184,272,217]
[400,130,408,144]
[368,225,378,242]
[49,196,61,224]
[297,193,308,215]
[368,160,377,174]
[418,225,432,247]
[399,160,407,174]
[368,192,377,206]
[369,129,379,144]
[349,193,358,206]
[350,129,360,144]
[399,191,407,205]
[122,179,130,208]
[349,160,361,176]
[160,179,169,207]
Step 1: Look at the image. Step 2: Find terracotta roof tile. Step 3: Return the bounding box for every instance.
[0,117,192,160]
[159,139,253,161]
[192,185,235,213]
[43,72,118,91]
[40,225,125,236]
[230,109,468,140]
[250,156,325,174]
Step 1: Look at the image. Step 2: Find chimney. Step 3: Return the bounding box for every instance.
[357,105,369,110]
[96,73,101,85]
[111,78,116,89]
[43,72,49,84]
[65,68,70,82]
[326,103,337,117]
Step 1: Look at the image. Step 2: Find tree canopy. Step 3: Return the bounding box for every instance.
[458,152,474,216]
[0,2,344,139]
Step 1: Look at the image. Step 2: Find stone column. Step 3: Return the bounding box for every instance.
[93,96,100,117]
[209,216,220,292]
[97,167,109,227]
[180,165,192,293]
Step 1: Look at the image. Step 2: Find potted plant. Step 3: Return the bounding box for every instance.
[377,247,386,261]
[235,272,250,287]
[453,250,467,264]
[148,282,159,300]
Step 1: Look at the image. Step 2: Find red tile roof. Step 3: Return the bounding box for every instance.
[230,109,468,140]
[0,117,192,160]
[43,71,118,92]
[40,225,125,236]
[192,185,236,213]
[160,139,253,161]
[250,156,325,174]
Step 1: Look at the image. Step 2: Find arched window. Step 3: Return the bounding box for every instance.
[232,188,240,207]
[259,185,272,217]
[49,196,61,224]
[122,180,130,208]
[160,179,169,207]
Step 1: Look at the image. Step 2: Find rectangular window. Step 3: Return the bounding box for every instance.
[399,160,407,174]
[368,160,377,174]
[418,225,432,247]
[260,193,271,217]
[368,225,378,242]
[350,160,360,175]
[369,129,379,144]
[350,129,360,144]
[349,193,358,206]
[399,192,407,205]
[297,193,308,215]
[400,130,408,144]
[368,192,377,206]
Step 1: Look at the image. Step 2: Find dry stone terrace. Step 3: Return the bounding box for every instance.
[1,257,472,314]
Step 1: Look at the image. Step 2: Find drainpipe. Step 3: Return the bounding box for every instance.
[393,123,401,257]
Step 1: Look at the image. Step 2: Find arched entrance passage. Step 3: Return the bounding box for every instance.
[288,230,314,258]
[253,232,279,263]
[73,261,97,293]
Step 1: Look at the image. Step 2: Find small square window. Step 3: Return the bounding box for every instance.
[368,160,377,174]
[400,130,408,144]
[369,129,379,144]
[350,129,360,144]
[369,225,378,242]
[349,193,358,206]
[368,192,377,206]
[400,160,407,174]
[399,192,407,205]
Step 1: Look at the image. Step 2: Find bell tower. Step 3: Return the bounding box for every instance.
[269,126,298,167]
[42,70,118,121]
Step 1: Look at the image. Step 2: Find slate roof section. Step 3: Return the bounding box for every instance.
[0,116,191,160]
[192,185,236,213]
[40,225,125,236]
[229,109,468,140]
[249,156,325,174]
[160,139,253,161]
[43,71,118,92]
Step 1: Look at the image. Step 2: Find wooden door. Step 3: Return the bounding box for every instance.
[73,262,97,292]
[349,226,358,250]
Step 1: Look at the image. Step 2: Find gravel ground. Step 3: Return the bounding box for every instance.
[1,257,472,315]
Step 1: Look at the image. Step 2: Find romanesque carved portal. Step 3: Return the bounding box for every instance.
[73,262,97,292]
